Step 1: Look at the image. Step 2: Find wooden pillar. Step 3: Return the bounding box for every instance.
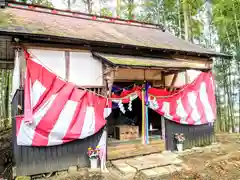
[103,65,115,96]
[170,73,178,92]
[141,89,145,144]
[161,116,166,150]
[65,51,70,80]
[103,65,115,160]
[19,49,26,90]
[145,81,149,144]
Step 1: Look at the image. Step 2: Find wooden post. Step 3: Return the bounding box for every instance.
[12,49,21,96]
[145,102,149,144]
[19,49,26,89]
[170,73,178,92]
[103,65,115,161]
[145,81,149,144]
[161,116,166,150]
[65,51,70,80]
[141,89,145,144]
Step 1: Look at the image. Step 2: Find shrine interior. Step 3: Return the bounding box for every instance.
[107,82,163,144]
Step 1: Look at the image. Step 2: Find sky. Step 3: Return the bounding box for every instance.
[52,0,66,9]
[51,0,116,13]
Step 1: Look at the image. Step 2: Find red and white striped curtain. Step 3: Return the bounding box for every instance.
[16,51,111,146]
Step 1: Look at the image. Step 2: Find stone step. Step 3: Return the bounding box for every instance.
[105,167,136,180]
[111,160,137,177]
[125,154,182,171]
[140,164,183,179]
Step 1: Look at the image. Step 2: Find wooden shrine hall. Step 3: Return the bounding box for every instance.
[0,0,230,177]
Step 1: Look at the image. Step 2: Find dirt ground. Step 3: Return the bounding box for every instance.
[42,133,240,180]
[170,133,240,180]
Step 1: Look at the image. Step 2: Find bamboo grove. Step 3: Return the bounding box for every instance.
[0,69,12,130]
[2,0,240,132]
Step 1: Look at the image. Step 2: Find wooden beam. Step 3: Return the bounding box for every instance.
[170,73,178,91]
[65,51,70,80]
[163,70,184,76]
[0,60,14,64]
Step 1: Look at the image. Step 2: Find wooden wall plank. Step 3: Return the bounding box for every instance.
[114,68,162,81]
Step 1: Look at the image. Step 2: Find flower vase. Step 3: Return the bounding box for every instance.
[176,143,183,152]
[90,158,98,169]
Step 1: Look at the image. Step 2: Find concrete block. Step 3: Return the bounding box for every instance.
[15,176,31,180]
[141,169,159,178]
[154,166,170,176]
[12,166,16,179]
[68,166,78,174]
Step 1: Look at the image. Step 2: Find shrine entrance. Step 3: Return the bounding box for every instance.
[107,82,165,160]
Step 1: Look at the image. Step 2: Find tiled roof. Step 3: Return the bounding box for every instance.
[0,3,226,57]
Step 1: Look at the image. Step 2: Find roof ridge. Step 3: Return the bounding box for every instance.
[7,1,165,31]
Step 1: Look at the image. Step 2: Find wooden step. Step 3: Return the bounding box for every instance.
[108,142,165,160]
[108,142,164,152]
[108,139,164,150]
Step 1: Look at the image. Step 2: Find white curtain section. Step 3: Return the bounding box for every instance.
[165,70,202,87]
[69,52,103,86]
[27,49,103,86]
[79,106,96,139]
[17,94,58,146]
[47,100,78,146]
[165,72,186,87]
[161,102,173,120]
[28,49,66,79]
[11,50,21,98]
[187,70,201,83]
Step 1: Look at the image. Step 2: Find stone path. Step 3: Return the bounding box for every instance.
[111,151,184,179]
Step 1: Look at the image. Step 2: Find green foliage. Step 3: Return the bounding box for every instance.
[100,8,113,17]
[120,0,137,20]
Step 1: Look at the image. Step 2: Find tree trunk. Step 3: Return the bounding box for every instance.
[83,0,93,13]
[182,0,189,41]
[177,0,182,38]
[221,58,229,132]
[127,0,134,20]
[227,64,234,132]
[67,0,71,10]
[87,0,93,14]
[4,70,10,128]
[116,0,121,16]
